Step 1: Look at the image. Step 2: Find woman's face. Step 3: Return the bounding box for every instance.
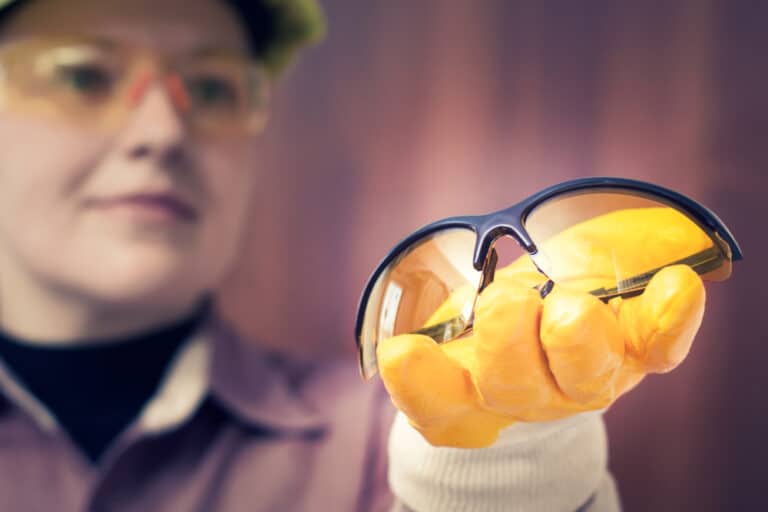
[0,0,262,318]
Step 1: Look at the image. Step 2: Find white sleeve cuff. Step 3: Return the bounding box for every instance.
[388,411,612,512]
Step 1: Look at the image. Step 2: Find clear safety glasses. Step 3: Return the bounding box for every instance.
[355,177,742,380]
[0,36,270,136]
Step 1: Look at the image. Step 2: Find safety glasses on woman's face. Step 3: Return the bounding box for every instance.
[0,36,270,137]
[355,177,743,380]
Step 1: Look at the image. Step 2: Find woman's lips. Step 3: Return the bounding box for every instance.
[88,194,199,222]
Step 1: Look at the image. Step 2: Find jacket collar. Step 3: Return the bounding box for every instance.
[206,315,328,435]
[0,313,328,437]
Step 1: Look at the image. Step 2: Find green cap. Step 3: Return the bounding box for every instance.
[0,0,326,75]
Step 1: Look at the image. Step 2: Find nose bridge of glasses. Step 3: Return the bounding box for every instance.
[472,218,536,270]
[126,63,190,114]
[121,77,191,152]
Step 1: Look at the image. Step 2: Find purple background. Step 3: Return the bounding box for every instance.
[217,2,768,510]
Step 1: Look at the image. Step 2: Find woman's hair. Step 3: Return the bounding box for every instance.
[0,0,326,75]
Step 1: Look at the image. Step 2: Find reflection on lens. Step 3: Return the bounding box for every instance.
[524,191,732,301]
[359,228,480,379]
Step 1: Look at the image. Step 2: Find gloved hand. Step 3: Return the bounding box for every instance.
[377,208,707,448]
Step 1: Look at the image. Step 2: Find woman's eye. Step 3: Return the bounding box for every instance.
[187,76,240,109]
[55,64,114,97]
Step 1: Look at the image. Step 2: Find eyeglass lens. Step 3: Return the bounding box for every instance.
[359,189,733,378]
[0,39,268,135]
[358,228,481,379]
[524,191,732,301]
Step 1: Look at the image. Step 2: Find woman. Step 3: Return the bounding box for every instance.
[0,0,713,510]
[0,0,396,510]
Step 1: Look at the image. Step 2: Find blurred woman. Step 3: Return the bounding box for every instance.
[0,0,399,510]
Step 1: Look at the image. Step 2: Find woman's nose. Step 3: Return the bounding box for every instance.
[121,78,189,165]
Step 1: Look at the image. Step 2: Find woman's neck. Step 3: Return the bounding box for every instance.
[0,270,205,346]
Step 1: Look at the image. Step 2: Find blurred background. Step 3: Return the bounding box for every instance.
[219,1,767,510]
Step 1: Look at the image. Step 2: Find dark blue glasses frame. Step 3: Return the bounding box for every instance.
[355,176,742,377]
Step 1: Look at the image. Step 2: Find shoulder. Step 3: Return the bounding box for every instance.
[207,315,395,435]
[291,356,396,511]
[243,342,396,510]
[299,356,394,424]
[193,314,398,510]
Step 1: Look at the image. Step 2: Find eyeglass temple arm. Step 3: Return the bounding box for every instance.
[587,245,723,302]
[413,246,723,343]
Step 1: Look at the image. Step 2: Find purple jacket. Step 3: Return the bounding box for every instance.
[0,316,396,511]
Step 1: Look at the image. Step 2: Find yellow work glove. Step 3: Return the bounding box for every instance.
[377,208,707,448]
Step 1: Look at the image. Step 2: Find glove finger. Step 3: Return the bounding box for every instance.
[540,287,625,404]
[377,333,510,447]
[617,264,705,373]
[472,281,563,419]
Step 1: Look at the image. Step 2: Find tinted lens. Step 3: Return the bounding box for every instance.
[524,191,732,300]
[179,54,269,134]
[0,39,269,135]
[359,228,481,379]
[0,40,128,126]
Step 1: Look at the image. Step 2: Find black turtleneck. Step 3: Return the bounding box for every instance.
[0,306,208,464]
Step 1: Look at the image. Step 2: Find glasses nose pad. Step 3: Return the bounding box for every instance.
[126,70,153,107]
[529,249,553,278]
[528,250,557,299]
[457,248,497,335]
[477,247,498,294]
[536,279,555,299]
[164,74,190,112]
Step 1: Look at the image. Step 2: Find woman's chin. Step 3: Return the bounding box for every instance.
[71,255,209,309]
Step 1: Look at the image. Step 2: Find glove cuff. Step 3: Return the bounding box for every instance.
[388,411,609,512]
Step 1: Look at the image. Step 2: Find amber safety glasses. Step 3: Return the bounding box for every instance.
[355,177,742,380]
[0,37,270,136]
